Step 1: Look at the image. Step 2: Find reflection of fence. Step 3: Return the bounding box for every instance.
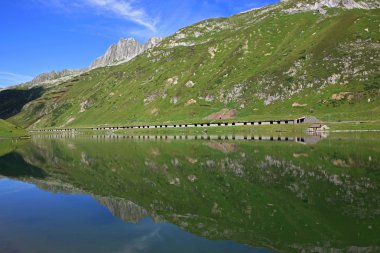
[30,117,307,133]
[32,133,323,145]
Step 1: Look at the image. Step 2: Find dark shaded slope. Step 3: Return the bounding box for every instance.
[0,87,44,119]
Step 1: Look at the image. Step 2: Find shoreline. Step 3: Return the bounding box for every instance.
[0,136,31,140]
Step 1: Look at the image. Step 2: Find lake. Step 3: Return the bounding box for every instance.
[0,133,379,253]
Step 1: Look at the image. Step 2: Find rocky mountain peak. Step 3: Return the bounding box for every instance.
[90,37,163,69]
[25,69,86,87]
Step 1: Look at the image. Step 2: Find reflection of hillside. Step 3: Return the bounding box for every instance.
[4,136,380,253]
[257,155,379,219]
[26,177,85,195]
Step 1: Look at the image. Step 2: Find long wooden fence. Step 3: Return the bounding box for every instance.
[30,117,306,133]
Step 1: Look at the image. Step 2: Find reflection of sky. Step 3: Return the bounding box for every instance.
[0,179,35,196]
[0,178,273,253]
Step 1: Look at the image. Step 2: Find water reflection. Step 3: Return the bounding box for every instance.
[0,134,379,253]
[32,132,328,145]
[0,179,267,253]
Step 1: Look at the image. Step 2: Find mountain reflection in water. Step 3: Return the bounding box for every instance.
[0,134,379,253]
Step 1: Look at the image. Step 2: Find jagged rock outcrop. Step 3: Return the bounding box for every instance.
[90,37,162,69]
[145,37,163,50]
[23,69,86,87]
[282,0,380,14]
[30,69,84,84]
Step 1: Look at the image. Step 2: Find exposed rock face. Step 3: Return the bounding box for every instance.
[292,102,308,107]
[185,80,195,88]
[31,69,82,83]
[207,108,237,120]
[166,76,179,86]
[303,116,322,123]
[331,92,353,101]
[185,98,197,106]
[25,69,85,87]
[282,0,380,14]
[145,37,163,50]
[90,37,162,69]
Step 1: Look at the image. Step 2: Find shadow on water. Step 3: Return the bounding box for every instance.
[0,133,379,252]
[0,86,44,119]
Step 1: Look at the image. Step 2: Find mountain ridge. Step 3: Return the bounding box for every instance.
[12,37,163,89]
[281,0,380,14]
[8,0,377,89]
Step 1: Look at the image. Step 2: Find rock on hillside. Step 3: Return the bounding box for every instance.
[145,37,163,50]
[282,0,380,13]
[90,37,163,69]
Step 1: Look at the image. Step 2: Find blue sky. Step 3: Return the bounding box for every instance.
[0,0,278,87]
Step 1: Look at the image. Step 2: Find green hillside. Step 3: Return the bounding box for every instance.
[0,120,28,138]
[1,0,380,129]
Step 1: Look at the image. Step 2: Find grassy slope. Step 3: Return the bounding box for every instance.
[5,4,380,129]
[0,120,28,138]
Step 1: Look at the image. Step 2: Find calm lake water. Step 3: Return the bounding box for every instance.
[0,133,379,253]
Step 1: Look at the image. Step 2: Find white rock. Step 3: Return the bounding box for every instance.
[171,96,178,104]
[185,80,195,88]
[90,37,163,69]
